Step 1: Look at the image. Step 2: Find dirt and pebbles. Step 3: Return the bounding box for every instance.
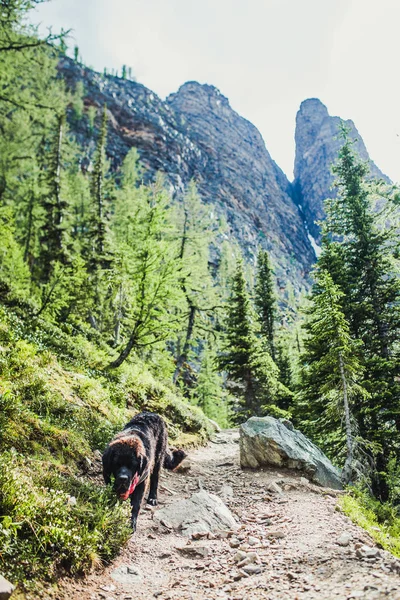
[54,429,400,600]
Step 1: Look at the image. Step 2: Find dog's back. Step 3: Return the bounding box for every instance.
[121,411,168,473]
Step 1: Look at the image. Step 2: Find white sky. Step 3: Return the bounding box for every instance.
[33,0,400,183]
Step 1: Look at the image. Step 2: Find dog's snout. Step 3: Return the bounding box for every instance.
[118,474,129,482]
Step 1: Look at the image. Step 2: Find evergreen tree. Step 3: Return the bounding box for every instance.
[217,261,284,421]
[192,341,231,428]
[254,249,276,359]
[297,269,368,482]
[37,114,70,283]
[85,106,114,329]
[314,130,400,498]
[108,169,183,368]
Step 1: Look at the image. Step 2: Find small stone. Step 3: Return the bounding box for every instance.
[230,538,240,548]
[0,575,14,600]
[234,550,248,563]
[266,482,284,495]
[265,529,286,539]
[337,532,352,547]
[356,545,380,559]
[177,545,210,558]
[220,485,234,500]
[100,585,116,593]
[248,536,259,546]
[127,565,141,575]
[241,564,262,575]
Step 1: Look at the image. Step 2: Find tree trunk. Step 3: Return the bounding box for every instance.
[339,352,354,484]
[107,326,140,369]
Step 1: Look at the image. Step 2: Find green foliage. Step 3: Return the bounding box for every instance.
[191,342,232,428]
[339,490,400,558]
[0,451,131,583]
[217,261,288,422]
[255,249,277,358]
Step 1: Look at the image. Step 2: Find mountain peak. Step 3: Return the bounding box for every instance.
[294,99,389,241]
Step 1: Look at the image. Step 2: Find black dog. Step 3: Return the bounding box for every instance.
[102,412,186,531]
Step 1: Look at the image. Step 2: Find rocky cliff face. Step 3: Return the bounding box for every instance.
[60,58,388,292]
[60,58,314,293]
[294,98,389,241]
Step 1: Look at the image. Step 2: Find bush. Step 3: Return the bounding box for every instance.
[0,451,131,583]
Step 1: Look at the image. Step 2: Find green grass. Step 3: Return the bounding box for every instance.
[0,306,212,590]
[339,492,400,558]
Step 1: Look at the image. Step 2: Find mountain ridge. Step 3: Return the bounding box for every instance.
[60,57,388,292]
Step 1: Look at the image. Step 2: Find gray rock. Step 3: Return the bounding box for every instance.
[356,545,380,559]
[0,575,14,600]
[153,489,238,537]
[111,564,142,585]
[294,98,390,242]
[240,416,342,490]
[337,532,352,547]
[241,564,262,575]
[219,485,234,501]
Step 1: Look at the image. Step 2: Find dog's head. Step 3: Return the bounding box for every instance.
[102,435,148,500]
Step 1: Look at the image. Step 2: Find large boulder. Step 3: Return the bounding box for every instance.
[153,489,238,537]
[0,574,14,600]
[240,417,342,490]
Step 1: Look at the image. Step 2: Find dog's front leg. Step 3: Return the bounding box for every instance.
[129,481,145,533]
[147,461,161,506]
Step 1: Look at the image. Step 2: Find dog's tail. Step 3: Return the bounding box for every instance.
[163,448,186,471]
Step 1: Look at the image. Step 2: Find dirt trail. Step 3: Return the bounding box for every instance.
[57,430,400,600]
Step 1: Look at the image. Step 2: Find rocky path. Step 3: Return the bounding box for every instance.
[57,430,400,600]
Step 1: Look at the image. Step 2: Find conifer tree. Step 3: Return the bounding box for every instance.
[254,249,276,359]
[297,269,368,482]
[37,114,69,283]
[315,130,400,497]
[217,261,256,417]
[85,106,114,329]
[192,341,231,427]
[108,169,183,368]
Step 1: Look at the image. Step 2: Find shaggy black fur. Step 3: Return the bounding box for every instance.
[102,411,186,531]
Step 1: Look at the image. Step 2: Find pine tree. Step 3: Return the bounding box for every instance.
[254,249,276,358]
[317,130,400,497]
[297,269,368,482]
[192,341,231,428]
[37,114,70,283]
[85,106,114,329]
[217,261,256,417]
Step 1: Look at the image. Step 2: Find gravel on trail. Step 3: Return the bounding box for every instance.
[53,430,400,600]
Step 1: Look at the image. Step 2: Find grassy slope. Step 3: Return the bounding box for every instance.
[0,305,212,590]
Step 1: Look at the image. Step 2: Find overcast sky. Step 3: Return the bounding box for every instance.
[33,0,400,183]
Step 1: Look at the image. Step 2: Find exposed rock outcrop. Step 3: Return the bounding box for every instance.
[294,98,389,241]
[167,83,316,283]
[240,416,342,489]
[60,58,315,292]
